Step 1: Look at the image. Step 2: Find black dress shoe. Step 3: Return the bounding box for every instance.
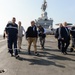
[28,50,31,55]
[19,47,21,49]
[65,52,68,54]
[15,55,19,59]
[28,52,31,55]
[63,52,68,55]
[70,48,74,52]
[34,52,39,56]
[11,54,14,57]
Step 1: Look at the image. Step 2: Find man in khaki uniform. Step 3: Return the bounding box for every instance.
[18,21,25,51]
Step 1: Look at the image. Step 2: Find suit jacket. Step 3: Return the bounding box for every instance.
[55,27,70,41]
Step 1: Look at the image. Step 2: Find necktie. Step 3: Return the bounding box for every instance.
[65,27,69,35]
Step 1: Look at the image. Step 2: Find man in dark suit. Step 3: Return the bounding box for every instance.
[26,21,39,56]
[55,22,70,54]
[62,22,70,54]
[55,23,64,52]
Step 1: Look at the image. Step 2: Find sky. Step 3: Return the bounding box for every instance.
[0,0,75,34]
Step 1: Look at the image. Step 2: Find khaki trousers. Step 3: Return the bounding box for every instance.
[18,37,22,49]
[27,37,37,53]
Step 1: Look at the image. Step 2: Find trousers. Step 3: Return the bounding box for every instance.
[18,37,22,49]
[58,39,70,53]
[39,37,45,48]
[8,36,18,56]
[27,37,37,53]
